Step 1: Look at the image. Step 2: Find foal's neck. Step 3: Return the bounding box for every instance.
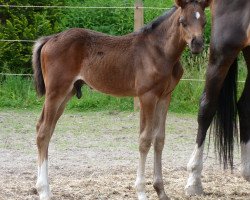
[146,8,186,62]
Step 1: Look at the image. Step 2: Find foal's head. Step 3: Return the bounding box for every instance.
[176,0,211,54]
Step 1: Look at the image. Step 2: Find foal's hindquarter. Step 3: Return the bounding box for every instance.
[185,0,250,196]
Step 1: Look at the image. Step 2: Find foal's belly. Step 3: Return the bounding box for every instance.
[80,63,136,97]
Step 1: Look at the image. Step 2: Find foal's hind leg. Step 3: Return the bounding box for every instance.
[238,46,250,181]
[36,89,73,200]
[153,95,171,200]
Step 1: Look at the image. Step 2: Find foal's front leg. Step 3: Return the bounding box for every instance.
[153,95,171,200]
[135,93,170,200]
[135,93,156,200]
[135,94,155,200]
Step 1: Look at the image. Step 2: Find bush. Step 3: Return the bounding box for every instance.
[0,0,66,74]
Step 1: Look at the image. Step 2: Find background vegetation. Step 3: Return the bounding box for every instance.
[0,0,247,113]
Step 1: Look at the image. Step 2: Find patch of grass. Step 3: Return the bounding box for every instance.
[0,76,43,108]
[170,81,204,114]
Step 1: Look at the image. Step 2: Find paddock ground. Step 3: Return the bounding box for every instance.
[0,110,249,200]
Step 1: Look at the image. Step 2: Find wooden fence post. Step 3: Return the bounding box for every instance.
[134,0,143,111]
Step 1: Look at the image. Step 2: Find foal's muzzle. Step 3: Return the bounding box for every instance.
[190,36,204,54]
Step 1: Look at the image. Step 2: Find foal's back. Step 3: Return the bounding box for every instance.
[42,28,140,96]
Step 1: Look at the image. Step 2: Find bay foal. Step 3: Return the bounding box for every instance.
[33,0,210,199]
[185,0,250,196]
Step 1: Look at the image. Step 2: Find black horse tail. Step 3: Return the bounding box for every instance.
[212,58,238,169]
[32,36,52,97]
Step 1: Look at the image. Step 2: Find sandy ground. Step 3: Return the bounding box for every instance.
[0,110,250,200]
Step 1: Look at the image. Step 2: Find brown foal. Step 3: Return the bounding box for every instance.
[33,0,210,199]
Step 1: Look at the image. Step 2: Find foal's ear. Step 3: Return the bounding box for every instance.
[175,0,189,8]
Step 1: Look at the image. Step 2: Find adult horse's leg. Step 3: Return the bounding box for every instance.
[36,87,73,200]
[238,46,250,181]
[153,94,171,200]
[135,92,159,200]
[185,44,241,195]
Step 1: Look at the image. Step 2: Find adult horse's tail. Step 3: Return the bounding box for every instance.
[212,59,238,169]
[32,36,52,97]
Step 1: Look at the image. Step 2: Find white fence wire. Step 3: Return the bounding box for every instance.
[0,5,169,10]
[0,4,210,10]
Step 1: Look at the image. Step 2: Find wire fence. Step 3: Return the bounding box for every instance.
[0,4,170,10]
[0,4,211,10]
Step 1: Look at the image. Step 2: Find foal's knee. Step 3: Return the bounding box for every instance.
[36,132,46,148]
[36,121,42,132]
[139,134,152,153]
[36,126,51,149]
[154,136,165,152]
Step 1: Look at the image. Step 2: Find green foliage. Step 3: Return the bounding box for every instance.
[0,0,66,73]
[0,76,40,108]
[0,0,211,74]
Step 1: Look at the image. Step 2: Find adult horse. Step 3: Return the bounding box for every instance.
[33,0,210,199]
[185,0,250,196]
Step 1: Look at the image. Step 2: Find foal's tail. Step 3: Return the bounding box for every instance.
[32,36,52,97]
[212,58,238,169]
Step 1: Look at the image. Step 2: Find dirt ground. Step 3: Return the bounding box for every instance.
[0,110,250,200]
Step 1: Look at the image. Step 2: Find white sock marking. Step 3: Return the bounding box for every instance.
[36,160,51,200]
[241,141,250,181]
[185,144,204,195]
[135,151,148,200]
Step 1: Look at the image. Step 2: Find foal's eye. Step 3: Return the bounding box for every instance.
[179,17,187,27]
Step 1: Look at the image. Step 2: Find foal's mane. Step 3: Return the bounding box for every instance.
[140,6,178,34]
